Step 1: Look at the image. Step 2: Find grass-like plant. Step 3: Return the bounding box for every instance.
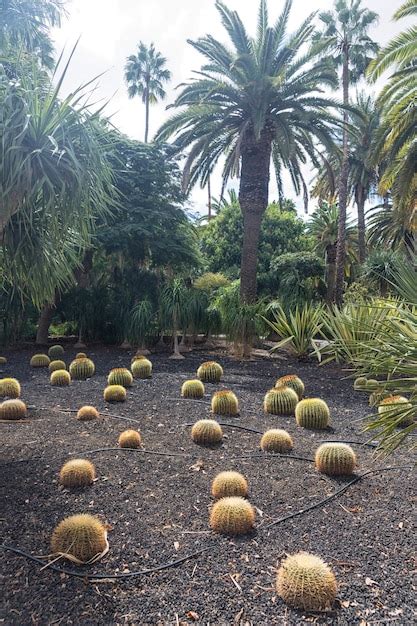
[260,429,293,453]
[275,374,305,399]
[103,385,126,402]
[295,399,330,429]
[263,387,298,415]
[69,358,95,380]
[211,390,239,416]
[197,361,223,383]
[276,552,337,610]
[51,514,107,563]
[181,379,205,399]
[191,419,223,445]
[51,370,71,386]
[30,354,50,368]
[59,459,96,488]
[211,471,248,499]
[378,396,414,426]
[0,399,27,420]
[0,378,20,399]
[315,443,356,476]
[77,406,99,421]
[48,345,65,359]
[209,496,255,536]
[263,302,323,358]
[131,358,152,379]
[49,360,67,373]
[107,368,133,388]
[118,429,142,448]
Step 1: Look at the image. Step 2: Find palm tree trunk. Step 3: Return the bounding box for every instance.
[356,185,367,264]
[335,47,350,306]
[239,129,272,303]
[326,245,337,304]
[144,86,150,143]
[35,300,56,345]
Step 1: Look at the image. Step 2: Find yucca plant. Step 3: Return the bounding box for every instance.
[263,302,323,358]
[127,299,154,352]
[159,278,187,359]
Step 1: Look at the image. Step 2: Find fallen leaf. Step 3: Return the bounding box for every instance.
[186,611,199,621]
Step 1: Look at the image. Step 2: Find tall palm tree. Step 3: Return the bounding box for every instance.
[367,204,415,259]
[315,0,378,305]
[367,0,417,231]
[156,0,341,309]
[124,42,171,143]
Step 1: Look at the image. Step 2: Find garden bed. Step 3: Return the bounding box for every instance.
[1,347,415,625]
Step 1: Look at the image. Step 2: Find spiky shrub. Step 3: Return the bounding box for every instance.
[378,395,414,426]
[211,471,248,499]
[197,361,223,383]
[0,356,7,365]
[50,370,71,386]
[107,368,133,388]
[59,459,96,488]
[260,429,293,453]
[30,354,50,368]
[75,352,87,359]
[69,358,95,380]
[210,496,255,535]
[295,399,330,429]
[118,429,142,448]
[0,399,27,420]
[131,358,152,379]
[211,390,239,416]
[191,419,223,445]
[354,376,368,390]
[315,443,356,476]
[275,375,304,399]
[276,552,337,610]
[49,360,67,373]
[181,379,205,399]
[48,345,64,359]
[366,379,380,391]
[51,514,107,563]
[0,378,21,399]
[77,405,100,421]
[263,387,298,415]
[103,385,126,403]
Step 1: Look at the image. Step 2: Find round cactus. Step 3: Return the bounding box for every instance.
[48,345,64,359]
[0,399,27,420]
[211,471,248,499]
[295,398,330,429]
[107,368,133,388]
[353,376,368,390]
[75,352,87,359]
[118,429,142,448]
[50,370,71,386]
[276,374,305,399]
[366,379,380,391]
[369,389,391,408]
[210,496,255,536]
[131,358,152,379]
[0,356,7,365]
[197,361,223,383]
[69,358,95,380]
[191,419,223,445]
[211,390,239,416]
[0,377,21,399]
[378,395,414,426]
[59,459,96,488]
[77,405,100,421]
[260,429,293,453]
[181,379,205,399]
[263,387,298,415]
[51,514,107,563]
[276,552,337,611]
[48,360,67,373]
[30,354,50,368]
[315,443,356,476]
[103,384,126,403]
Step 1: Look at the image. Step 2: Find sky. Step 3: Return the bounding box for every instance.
[51,0,410,218]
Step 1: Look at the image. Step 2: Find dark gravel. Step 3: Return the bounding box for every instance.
[0,346,415,625]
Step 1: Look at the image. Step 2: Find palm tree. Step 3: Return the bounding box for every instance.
[124,42,171,143]
[156,0,342,311]
[367,0,417,231]
[315,0,378,305]
[367,204,415,259]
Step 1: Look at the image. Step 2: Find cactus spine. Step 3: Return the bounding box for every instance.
[103,385,126,402]
[69,358,95,380]
[51,514,107,563]
[211,390,239,416]
[197,361,223,383]
[276,375,305,399]
[59,459,96,488]
[295,399,330,429]
[210,496,255,535]
[260,429,293,453]
[0,378,21,399]
[315,443,356,476]
[191,419,223,445]
[263,387,298,415]
[276,552,337,610]
[181,379,205,399]
[0,399,27,420]
[107,368,133,388]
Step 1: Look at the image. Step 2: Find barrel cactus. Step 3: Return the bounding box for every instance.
[0,378,21,399]
[211,471,248,499]
[0,399,27,420]
[197,361,223,383]
[276,552,337,611]
[378,395,414,426]
[191,419,223,445]
[49,360,67,373]
[369,389,391,408]
[0,356,7,365]
[131,358,152,379]
[51,514,107,563]
[75,352,87,359]
[103,385,126,403]
[276,374,304,399]
[118,429,142,448]
[51,370,71,386]
[181,379,205,399]
[211,390,239,416]
[295,398,330,429]
[366,379,380,391]
[210,496,255,536]
[30,354,50,368]
[77,405,100,421]
[48,345,64,359]
[69,358,95,380]
[107,368,133,388]
[260,429,293,453]
[353,376,368,390]
[59,459,96,488]
[263,387,298,415]
[315,443,356,476]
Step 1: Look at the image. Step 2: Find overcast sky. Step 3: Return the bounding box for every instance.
[52,0,410,218]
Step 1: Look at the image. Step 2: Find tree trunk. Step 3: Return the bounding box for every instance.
[239,128,272,303]
[335,46,350,306]
[144,85,150,143]
[35,300,56,345]
[326,244,337,304]
[356,185,367,264]
[207,174,212,221]
[169,311,185,359]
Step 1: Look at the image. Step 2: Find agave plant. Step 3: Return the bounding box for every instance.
[263,302,323,358]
